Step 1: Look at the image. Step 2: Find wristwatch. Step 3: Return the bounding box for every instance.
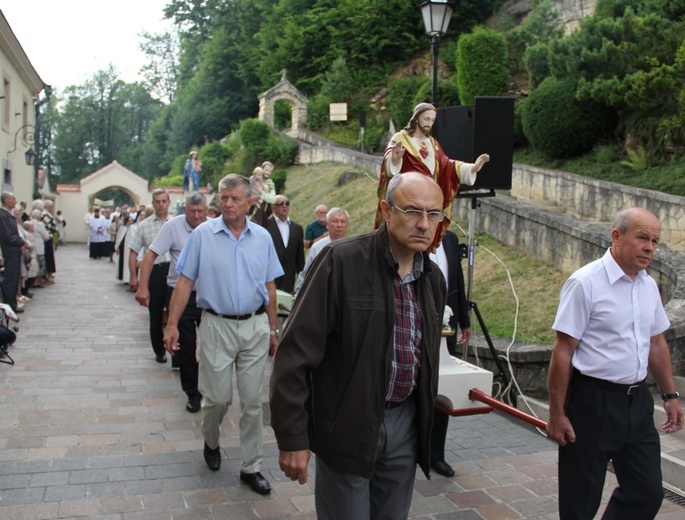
[661,392,680,401]
[270,329,279,336]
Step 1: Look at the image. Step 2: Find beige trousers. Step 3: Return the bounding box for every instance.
[198,311,269,473]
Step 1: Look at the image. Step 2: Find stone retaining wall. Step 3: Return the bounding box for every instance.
[510,163,685,252]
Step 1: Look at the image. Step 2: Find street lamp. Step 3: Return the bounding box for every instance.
[25,147,37,166]
[419,0,453,106]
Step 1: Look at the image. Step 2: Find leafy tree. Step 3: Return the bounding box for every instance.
[506,0,563,79]
[547,8,685,153]
[52,67,162,183]
[456,27,510,106]
[140,30,180,103]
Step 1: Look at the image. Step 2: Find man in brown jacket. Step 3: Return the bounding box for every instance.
[270,172,446,519]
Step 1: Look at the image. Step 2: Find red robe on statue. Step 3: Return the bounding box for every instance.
[375,129,463,251]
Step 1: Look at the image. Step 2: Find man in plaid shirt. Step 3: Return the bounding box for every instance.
[271,172,446,519]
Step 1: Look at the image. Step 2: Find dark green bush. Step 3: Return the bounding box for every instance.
[239,119,271,156]
[307,93,331,131]
[523,43,552,90]
[198,141,232,187]
[412,77,461,108]
[521,77,617,158]
[513,101,528,148]
[456,27,510,106]
[271,169,287,194]
[595,144,619,163]
[387,77,426,127]
[264,137,299,166]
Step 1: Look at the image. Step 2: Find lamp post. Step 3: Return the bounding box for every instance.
[419,0,453,106]
[33,85,52,200]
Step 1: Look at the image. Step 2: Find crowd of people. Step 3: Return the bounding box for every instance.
[0,194,59,318]
[3,102,682,520]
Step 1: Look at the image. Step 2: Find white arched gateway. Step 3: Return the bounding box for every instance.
[55,161,203,242]
[258,70,308,132]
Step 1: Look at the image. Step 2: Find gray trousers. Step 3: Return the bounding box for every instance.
[315,396,418,520]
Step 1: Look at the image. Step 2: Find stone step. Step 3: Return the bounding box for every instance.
[516,395,685,494]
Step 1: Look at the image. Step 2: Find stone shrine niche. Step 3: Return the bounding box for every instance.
[258,70,308,132]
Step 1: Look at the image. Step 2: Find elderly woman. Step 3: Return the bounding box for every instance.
[30,209,50,288]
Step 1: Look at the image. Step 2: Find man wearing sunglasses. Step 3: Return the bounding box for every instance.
[271,172,446,519]
[266,195,305,294]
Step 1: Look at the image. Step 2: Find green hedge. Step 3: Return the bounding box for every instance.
[456,27,510,106]
[521,77,617,158]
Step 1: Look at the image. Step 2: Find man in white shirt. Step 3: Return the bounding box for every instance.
[266,195,304,294]
[293,207,349,298]
[548,207,683,520]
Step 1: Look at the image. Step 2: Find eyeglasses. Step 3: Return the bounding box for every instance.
[390,204,444,223]
[275,201,290,207]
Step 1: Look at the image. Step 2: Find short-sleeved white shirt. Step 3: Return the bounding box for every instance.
[552,248,670,384]
[149,214,199,288]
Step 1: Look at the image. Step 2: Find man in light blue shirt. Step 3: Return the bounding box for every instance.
[164,174,283,496]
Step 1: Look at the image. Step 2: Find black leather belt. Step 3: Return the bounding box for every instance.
[573,368,644,395]
[385,400,404,409]
[205,306,265,321]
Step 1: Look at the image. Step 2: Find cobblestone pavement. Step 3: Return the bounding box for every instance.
[0,244,683,519]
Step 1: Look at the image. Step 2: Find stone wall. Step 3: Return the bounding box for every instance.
[509,163,685,252]
[293,128,383,174]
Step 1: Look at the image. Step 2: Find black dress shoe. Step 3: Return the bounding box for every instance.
[431,460,455,477]
[186,395,201,413]
[155,354,167,363]
[14,308,24,314]
[203,443,221,471]
[240,471,271,495]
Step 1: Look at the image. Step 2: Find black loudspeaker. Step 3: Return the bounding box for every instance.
[359,110,366,127]
[433,106,472,163]
[471,96,514,190]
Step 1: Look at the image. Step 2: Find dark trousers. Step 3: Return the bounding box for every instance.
[430,340,456,463]
[559,373,663,520]
[1,255,20,311]
[44,239,55,274]
[430,408,449,462]
[167,288,201,399]
[148,263,171,357]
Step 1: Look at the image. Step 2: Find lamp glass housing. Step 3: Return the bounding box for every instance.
[420,0,453,37]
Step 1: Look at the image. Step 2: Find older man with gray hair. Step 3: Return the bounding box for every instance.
[136,192,209,413]
[293,207,350,298]
[164,175,282,495]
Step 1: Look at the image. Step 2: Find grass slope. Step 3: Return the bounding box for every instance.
[282,163,566,345]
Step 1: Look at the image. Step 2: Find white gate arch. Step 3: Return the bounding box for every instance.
[258,70,308,132]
